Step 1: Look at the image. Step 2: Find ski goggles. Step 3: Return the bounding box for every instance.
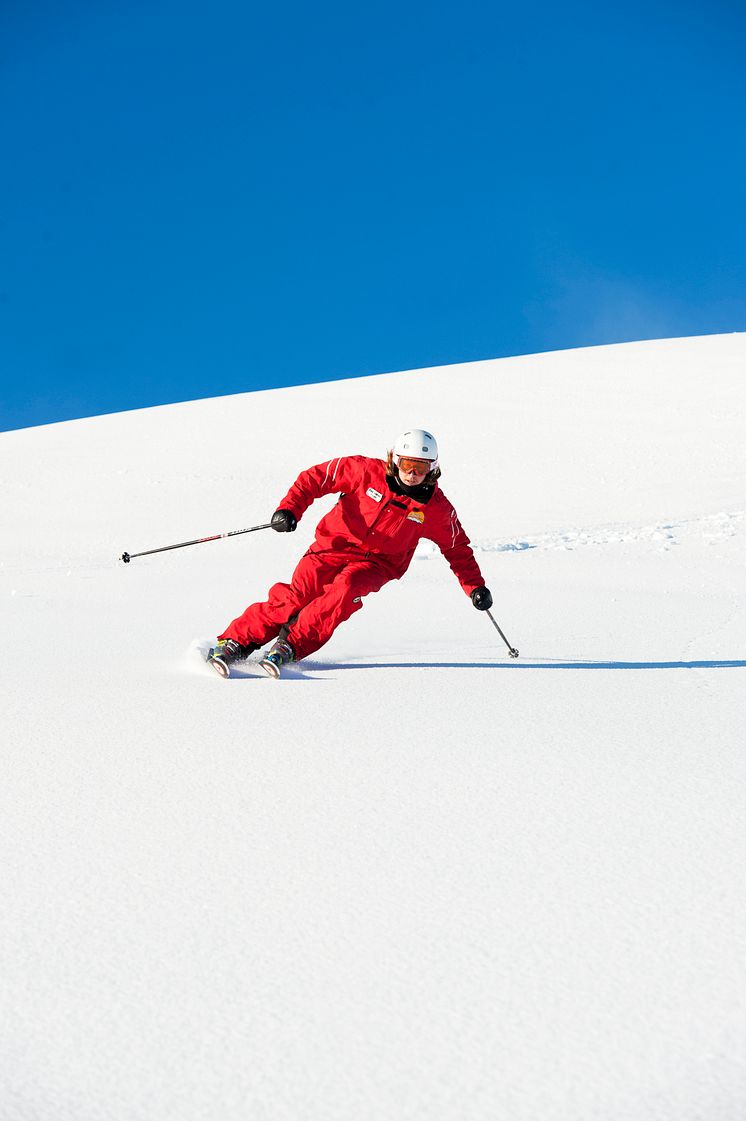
[396,456,433,474]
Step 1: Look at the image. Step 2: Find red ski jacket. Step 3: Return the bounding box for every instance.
[277,456,485,595]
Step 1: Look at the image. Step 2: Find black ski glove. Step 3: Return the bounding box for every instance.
[271,509,297,533]
[471,586,493,611]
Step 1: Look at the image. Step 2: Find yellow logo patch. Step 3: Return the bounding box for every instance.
[407,509,425,524]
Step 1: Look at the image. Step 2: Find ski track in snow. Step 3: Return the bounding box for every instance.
[473,509,746,556]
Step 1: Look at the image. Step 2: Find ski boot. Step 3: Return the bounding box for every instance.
[207,638,256,678]
[259,638,295,679]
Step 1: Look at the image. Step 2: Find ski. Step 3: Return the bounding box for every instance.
[258,654,283,679]
[207,648,232,677]
[205,645,282,679]
[205,638,257,679]
[202,639,293,679]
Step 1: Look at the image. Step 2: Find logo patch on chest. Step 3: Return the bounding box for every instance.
[366,487,383,502]
[407,509,425,524]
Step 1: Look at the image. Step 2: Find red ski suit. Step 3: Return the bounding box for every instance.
[220,455,485,660]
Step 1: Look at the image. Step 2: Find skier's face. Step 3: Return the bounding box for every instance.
[398,457,431,484]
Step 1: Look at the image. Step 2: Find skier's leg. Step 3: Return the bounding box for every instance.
[286,562,391,659]
[219,552,338,647]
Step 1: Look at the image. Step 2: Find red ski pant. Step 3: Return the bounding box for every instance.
[219,550,393,660]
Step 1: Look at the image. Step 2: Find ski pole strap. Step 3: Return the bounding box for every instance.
[120,523,273,563]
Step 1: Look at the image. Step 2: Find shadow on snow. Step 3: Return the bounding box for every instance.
[315,658,746,671]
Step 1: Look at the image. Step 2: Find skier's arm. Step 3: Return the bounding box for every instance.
[274,457,363,524]
[427,500,486,596]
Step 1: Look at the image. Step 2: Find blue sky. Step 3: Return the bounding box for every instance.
[1,0,744,431]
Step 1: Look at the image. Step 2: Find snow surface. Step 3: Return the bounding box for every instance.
[1,333,745,1121]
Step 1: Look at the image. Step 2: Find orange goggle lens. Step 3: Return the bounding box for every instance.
[397,456,431,474]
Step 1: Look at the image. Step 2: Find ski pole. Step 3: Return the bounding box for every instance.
[485,608,519,658]
[120,522,273,563]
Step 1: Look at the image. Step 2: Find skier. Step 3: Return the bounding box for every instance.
[208,429,493,677]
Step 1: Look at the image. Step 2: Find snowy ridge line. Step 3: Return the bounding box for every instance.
[470,509,746,555]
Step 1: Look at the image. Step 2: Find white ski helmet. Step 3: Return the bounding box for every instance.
[392,428,439,470]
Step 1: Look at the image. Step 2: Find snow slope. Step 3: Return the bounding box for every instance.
[1,334,745,1121]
